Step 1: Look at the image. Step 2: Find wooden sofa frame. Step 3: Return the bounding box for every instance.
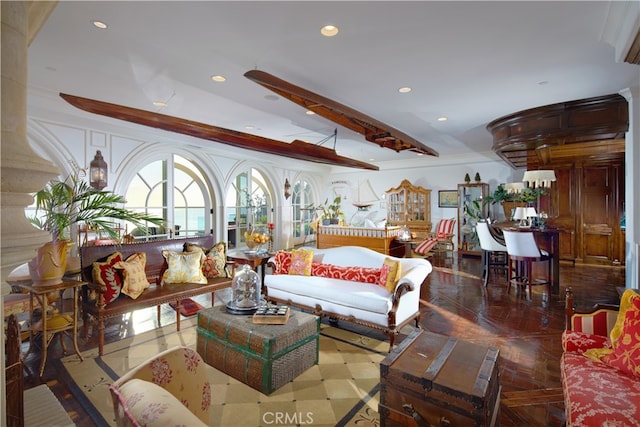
[79,235,233,356]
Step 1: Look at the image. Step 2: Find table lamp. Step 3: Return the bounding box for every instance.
[513,207,528,227]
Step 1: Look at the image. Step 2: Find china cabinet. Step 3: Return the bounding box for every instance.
[458,183,490,256]
[386,180,432,238]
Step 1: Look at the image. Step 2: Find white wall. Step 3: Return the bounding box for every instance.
[26,104,519,253]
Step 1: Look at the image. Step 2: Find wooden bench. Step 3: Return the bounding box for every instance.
[80,236,233,355]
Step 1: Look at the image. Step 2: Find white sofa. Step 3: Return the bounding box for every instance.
[264,246,432,350]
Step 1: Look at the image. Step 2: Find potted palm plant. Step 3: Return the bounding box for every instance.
[27,168,164,286]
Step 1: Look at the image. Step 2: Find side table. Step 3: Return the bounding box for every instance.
[227,250,271,283]
[18,279,86,377]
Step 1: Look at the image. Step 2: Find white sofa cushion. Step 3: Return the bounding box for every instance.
[264,275,393,314]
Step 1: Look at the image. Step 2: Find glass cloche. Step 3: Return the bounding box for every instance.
[226,264,262,314]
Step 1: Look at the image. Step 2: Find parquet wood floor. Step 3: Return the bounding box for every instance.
[18,255,626,426]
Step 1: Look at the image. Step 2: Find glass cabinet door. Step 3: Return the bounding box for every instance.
[385,179,432,237]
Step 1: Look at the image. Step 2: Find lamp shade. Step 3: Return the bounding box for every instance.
[504,182,525,194]
[512,207,526,220]
[523,170,556,188]
[89,150,108,190]
[525,207,538,218]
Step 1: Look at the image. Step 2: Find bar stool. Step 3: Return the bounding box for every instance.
[476,222,508,287]
[503,230,552,298]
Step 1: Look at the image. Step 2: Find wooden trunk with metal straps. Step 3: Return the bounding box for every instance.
[380,330,501,427]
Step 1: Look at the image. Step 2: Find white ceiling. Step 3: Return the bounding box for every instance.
[27,1,640,169]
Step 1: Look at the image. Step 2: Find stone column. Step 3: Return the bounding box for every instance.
[2,2,60,422]
[1,1,60,290]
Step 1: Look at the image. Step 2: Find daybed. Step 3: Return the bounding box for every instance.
[80,236,234,356]
[315,224,405,257]
[264,246,432,351]
[562,287,640,426]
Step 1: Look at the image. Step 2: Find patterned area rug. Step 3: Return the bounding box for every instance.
[58,316,386,427]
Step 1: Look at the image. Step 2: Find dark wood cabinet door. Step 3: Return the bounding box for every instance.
[580,162,623,265]
[548,166,577,261]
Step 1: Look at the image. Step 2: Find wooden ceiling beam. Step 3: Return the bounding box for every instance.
[244,69,439,157]
[60,93,379,171]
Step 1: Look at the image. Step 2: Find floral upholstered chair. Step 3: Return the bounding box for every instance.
[562,288,640,426]
[109,346,211,426]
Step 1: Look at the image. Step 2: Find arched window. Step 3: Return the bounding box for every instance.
[225,168,272,249]
[291,177,317,246]
[125,155,211,240]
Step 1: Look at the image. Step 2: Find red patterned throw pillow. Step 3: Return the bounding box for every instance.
[603,295,640,378]
[184,241,230,279]
[92,251,123,305]
[272,250,292,274]
[204,241,230,278]
[311,263,381,284]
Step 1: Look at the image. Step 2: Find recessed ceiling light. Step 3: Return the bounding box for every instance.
[321,25,339,37]
[398,87,412,93]
[538,80,549,85]
[211,75,226,82]
[153,101,167,107]
[437,116,448,122]
[245,125,254,130]
[264,94,279,101]
[92,20,108,29]
[306,110,315,115]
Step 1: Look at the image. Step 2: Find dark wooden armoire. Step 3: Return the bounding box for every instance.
[488,93,627,266]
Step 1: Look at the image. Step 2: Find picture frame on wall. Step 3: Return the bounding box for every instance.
[438,190,458,208]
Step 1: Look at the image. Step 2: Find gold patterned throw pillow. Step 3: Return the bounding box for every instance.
[379,258,402,293]
[288,248,314,276]
[162,250,207,284]
[602,290,640,378]
[114,252,149,299]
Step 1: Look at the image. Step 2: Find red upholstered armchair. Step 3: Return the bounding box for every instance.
[413,218,456,258]
[561,288,640,426]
